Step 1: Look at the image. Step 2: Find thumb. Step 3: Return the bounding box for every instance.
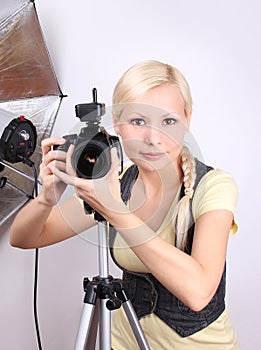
[66,144,77,176]
[110,146,121,176]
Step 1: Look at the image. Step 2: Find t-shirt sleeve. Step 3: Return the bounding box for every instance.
[192,169,238,235]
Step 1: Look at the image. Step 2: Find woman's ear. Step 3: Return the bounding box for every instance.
[186,109,192,129]
[112,111,120,135]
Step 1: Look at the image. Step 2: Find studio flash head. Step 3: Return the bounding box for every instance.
[0,116,37,166]
[54,88,123,180]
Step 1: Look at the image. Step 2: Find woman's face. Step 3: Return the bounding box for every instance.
[114,84,190,171]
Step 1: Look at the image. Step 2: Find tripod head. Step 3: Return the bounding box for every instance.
[83,201,105,222]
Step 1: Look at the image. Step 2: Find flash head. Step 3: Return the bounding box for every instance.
[0,116,37,164]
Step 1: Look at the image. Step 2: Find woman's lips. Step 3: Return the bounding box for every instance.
[140,152,165,161]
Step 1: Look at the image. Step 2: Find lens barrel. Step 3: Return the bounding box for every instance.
[75,140,111,179]
[73,132,112,179]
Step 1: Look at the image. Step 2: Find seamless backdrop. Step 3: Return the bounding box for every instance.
[0,0,260,349]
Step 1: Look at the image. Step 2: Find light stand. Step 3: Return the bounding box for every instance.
[74,205,151,350]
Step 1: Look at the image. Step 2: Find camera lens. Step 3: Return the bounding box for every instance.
[74,139,111,179]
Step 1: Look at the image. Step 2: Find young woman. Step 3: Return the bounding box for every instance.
[10,60,239,349]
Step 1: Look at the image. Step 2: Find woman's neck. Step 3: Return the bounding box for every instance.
[137,160,183,199]
[129,160,183,231]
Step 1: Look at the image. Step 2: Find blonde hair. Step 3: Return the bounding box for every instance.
[113,60,196,251]
[174,146,196,251]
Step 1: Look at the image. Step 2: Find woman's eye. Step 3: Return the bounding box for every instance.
[162,118,177,126]
[130,118,146,126]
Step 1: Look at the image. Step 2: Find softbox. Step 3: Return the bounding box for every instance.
[0,0,64,225]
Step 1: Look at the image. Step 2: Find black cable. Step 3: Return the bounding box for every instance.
[31,162,43,350]
[33,247,42,350]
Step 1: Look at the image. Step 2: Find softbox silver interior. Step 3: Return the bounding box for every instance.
[0,1,64,226]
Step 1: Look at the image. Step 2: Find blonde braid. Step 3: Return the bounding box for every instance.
[174,146,196,251]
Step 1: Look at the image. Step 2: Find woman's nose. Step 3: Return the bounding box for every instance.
[144,125,162,145]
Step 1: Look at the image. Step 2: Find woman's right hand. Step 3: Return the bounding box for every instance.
[39,137,68,206]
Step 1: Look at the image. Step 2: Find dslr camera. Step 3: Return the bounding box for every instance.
[54,88,123,179]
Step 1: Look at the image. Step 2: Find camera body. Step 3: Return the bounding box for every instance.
[54,89,123,179]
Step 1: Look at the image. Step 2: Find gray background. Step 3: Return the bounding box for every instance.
[0,0,260,348]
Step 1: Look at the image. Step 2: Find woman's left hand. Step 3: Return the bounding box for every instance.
[48,145,124,221]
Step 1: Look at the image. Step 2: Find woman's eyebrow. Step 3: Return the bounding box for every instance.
[125,108,182,120]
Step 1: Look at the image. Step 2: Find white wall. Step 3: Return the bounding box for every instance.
[1,0,260,348]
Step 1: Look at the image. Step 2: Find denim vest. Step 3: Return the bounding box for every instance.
[109,159,226,337]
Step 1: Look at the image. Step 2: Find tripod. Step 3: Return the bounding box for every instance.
[74,207,151,350]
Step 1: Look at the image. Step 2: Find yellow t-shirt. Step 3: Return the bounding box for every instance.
[111,169,240,349]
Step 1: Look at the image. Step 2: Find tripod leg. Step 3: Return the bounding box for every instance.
[99,299,111,350]
[85,302,100,350]
[122,300,151,350]
[112,280,151,349]
[74,302,99,350]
